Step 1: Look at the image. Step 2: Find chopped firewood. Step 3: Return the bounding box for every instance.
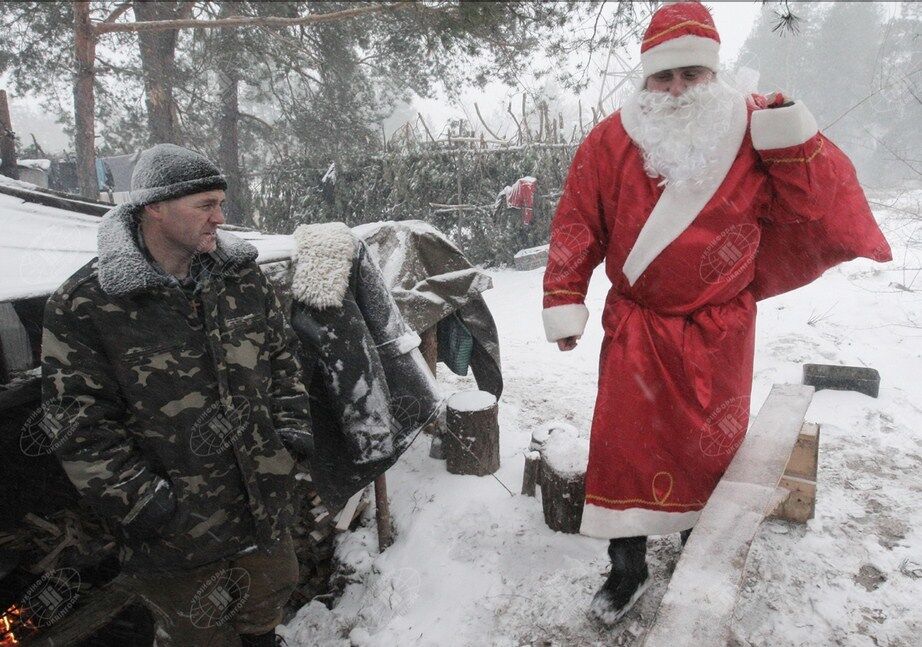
[334,488,366,532]
[24,512,62,537]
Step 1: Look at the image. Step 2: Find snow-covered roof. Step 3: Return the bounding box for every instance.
[18,159,51,171]
[0,176,295,303]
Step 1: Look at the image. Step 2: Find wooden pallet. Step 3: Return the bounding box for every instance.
[642,383,816,647]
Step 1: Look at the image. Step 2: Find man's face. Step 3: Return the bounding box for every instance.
[645,66,714,97]
[144,190,226,255]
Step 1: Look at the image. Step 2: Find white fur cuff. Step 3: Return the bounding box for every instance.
[750,100,818,151]
[542,303,590,342]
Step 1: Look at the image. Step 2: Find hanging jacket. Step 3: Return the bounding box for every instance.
[288,222,443,510]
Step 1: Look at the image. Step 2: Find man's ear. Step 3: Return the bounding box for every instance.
[143,202,163,223]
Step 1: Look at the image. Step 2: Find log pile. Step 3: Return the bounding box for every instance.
[0,508,116,575]
[287,472,369,609]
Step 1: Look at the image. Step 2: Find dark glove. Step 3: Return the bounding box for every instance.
[278,427,315,462]
[121,478,177,539]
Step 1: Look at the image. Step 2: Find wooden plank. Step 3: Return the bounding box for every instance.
[771,474,817,523]
[770,422,820,523]
[784,422,819,481]
[643,383,815,647]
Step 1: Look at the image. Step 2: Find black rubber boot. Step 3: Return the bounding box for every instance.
[239,631,287,647]
[588,535,651,625]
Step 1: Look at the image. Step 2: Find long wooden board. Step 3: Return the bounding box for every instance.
[642,383,815,647]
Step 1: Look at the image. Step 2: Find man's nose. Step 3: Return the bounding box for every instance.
[669,78,686,97]
[211,205,225,224]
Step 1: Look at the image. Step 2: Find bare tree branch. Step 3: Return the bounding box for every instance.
[102,1,132,25]
[93,2,423,36]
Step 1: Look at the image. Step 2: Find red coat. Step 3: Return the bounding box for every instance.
[542,92,892,538]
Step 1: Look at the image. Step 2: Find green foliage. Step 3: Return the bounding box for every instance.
[253,142,577,267]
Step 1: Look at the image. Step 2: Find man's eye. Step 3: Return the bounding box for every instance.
[654,74,672,82]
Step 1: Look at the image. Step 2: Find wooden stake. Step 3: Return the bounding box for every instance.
[374,474,393,552]
[419,326,438,377]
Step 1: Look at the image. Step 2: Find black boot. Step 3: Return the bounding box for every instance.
[239,631,287,647]
[588,535,651,625]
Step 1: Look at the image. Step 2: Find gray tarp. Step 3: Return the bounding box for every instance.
[353,220,503,398]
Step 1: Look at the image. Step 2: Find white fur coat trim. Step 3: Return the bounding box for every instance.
[291,222,357,309]
[620,84,747,286]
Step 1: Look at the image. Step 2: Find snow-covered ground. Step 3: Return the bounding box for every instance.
[281,189,922,647]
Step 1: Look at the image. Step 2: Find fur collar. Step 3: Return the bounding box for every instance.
[96,202,258,297]
[291,222,358,309]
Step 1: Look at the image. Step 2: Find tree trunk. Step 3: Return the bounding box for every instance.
[133,1,182,145]
[444,391,500,476]
[73,1,97,200]
[0,90,18,180]
[216,2,246,225]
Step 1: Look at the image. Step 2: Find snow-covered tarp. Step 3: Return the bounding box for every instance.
[355,219,503,398]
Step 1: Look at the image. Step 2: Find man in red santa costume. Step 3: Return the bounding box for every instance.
[542,1,892,625]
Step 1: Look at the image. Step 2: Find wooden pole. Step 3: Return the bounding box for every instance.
[374,474,392,552]
[0,90,18,180]
[73,1,98,200]
[419,326,438,378]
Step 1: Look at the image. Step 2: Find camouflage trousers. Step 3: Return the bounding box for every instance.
[118,530,298,646]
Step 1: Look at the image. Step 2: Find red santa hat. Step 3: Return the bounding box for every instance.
[641,2,720,78]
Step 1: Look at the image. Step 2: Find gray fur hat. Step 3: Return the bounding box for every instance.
[129,143,227,206]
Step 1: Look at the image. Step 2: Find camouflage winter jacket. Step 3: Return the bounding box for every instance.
[40,203,311,572]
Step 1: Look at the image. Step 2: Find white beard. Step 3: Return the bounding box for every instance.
[626,80,743,189]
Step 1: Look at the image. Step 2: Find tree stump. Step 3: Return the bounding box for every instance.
[444,390,500,476]
[538,425,589,534]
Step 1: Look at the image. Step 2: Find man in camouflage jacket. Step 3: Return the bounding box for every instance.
[40,144,312,646]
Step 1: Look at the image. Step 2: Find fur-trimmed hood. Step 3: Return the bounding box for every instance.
[291,221,358,309]
[96,202,258,297]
